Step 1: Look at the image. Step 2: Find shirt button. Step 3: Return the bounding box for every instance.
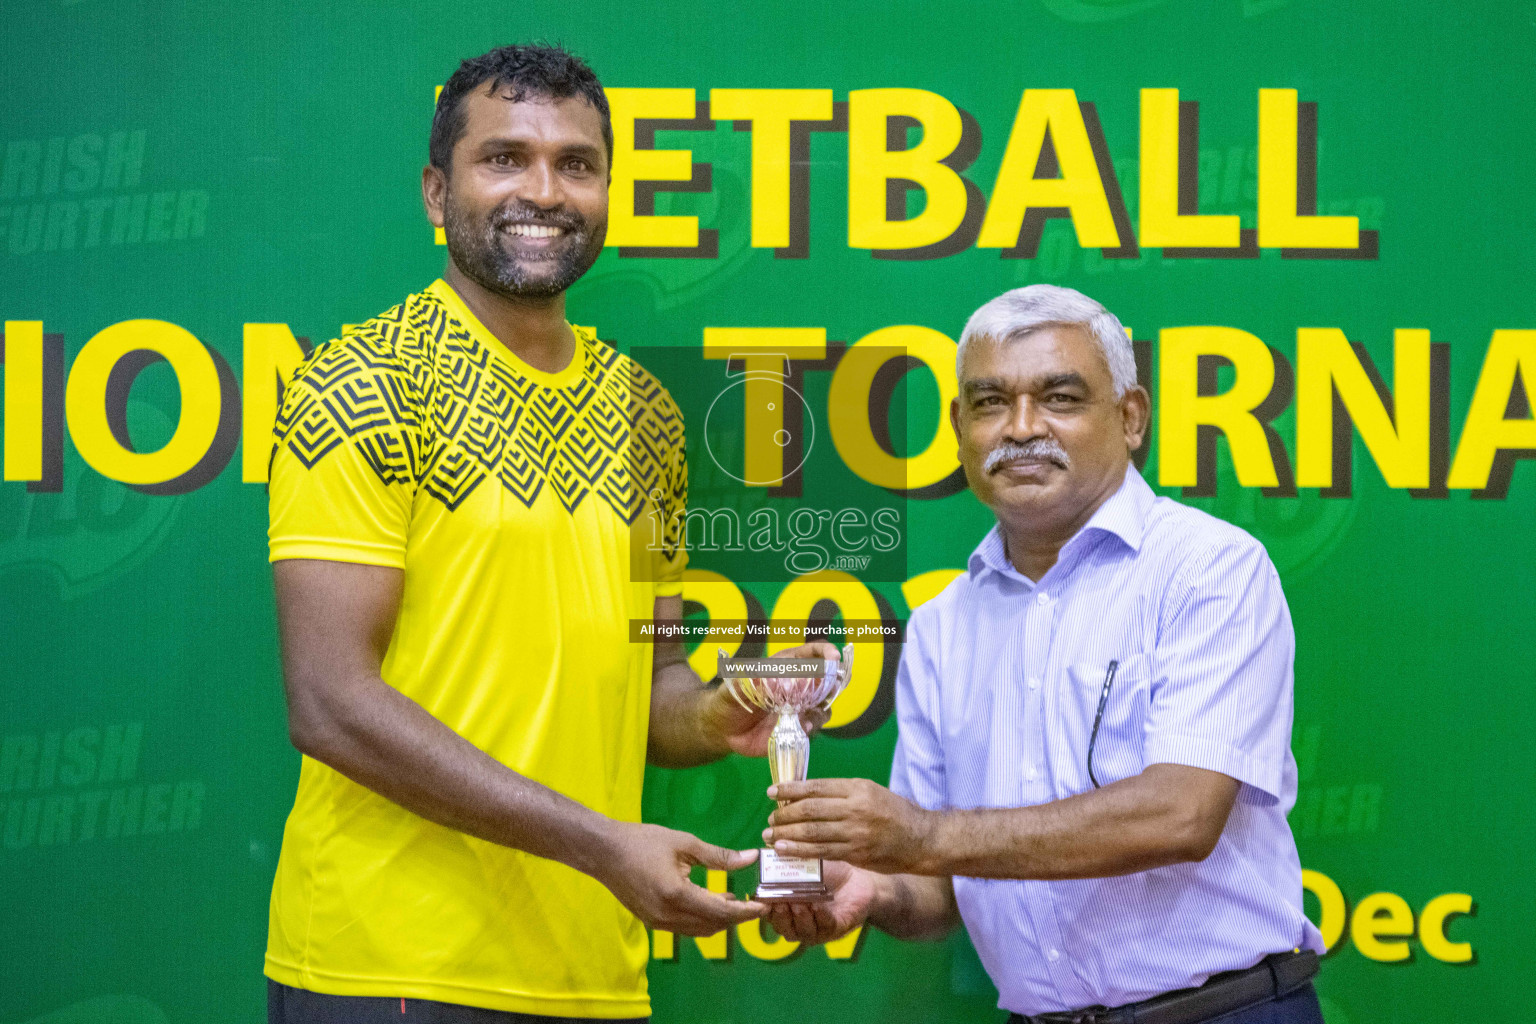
[1028,677,1040,691]
[1036,591,1049,607]
[1048,948,1061,962]
[1026,766,1039,781]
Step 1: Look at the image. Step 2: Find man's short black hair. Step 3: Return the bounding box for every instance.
[429,44,612,172]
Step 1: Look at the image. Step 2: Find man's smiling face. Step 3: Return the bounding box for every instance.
[434,83,609,301]
[952,324,1148,536]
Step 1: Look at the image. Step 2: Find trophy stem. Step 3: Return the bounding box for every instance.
[767,708,808,810]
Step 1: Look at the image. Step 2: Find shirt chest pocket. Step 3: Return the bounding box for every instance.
[1063,652,1153,790]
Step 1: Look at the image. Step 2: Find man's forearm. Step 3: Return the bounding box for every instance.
[918,764,1236,880]
[868,872,958,941]
[289,667,621,879]
[646,660,730,768]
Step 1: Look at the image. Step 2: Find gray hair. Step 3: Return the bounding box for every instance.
[957,285,1137,397]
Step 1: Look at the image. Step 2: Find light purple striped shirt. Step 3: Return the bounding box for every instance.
[890,465,1325,1015]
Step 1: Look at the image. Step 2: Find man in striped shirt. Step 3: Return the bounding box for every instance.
[764,286,1326,1024]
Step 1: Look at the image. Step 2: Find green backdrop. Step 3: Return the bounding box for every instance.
[2,2,1531,1022]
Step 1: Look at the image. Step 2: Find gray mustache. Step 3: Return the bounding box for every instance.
[983,438,1071,474]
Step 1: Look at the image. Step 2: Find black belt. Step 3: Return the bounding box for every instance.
[1009,949,1319,1024]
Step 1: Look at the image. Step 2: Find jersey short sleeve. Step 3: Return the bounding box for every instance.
[267,334,424,568]
[651,426,688,601]
[617,347,689,599]
[647,384,688,598]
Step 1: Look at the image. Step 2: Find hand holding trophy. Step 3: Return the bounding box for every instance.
[718,645,853,901]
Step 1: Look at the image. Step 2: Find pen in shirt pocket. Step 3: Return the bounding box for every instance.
[1087,659,1119,789]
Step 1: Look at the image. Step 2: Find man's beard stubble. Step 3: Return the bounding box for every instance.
[441,192,607,303]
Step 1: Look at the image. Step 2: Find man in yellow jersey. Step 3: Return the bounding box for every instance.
[264,44,828,1023]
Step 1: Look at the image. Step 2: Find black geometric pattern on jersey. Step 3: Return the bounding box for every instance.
[271,288,686,558]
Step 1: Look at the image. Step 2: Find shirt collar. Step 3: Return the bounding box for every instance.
[968,525,1012,580]
[967,464,1154,581]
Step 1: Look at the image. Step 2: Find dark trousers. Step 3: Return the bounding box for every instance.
[1008,982,1324,1024]
[268,981,649,1024]
[1206,984,1324,1024]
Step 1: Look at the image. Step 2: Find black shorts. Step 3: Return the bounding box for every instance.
[268,981,649,1024]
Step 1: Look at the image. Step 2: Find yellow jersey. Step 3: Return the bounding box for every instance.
[264,279,686,1017]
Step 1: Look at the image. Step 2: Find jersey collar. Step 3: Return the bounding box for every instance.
[428,278,587,389]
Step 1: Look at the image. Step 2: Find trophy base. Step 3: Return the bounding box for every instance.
[756,881,831,903]
[755,848,830,903]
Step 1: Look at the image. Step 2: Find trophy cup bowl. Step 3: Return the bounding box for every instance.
[719,645,854,902]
